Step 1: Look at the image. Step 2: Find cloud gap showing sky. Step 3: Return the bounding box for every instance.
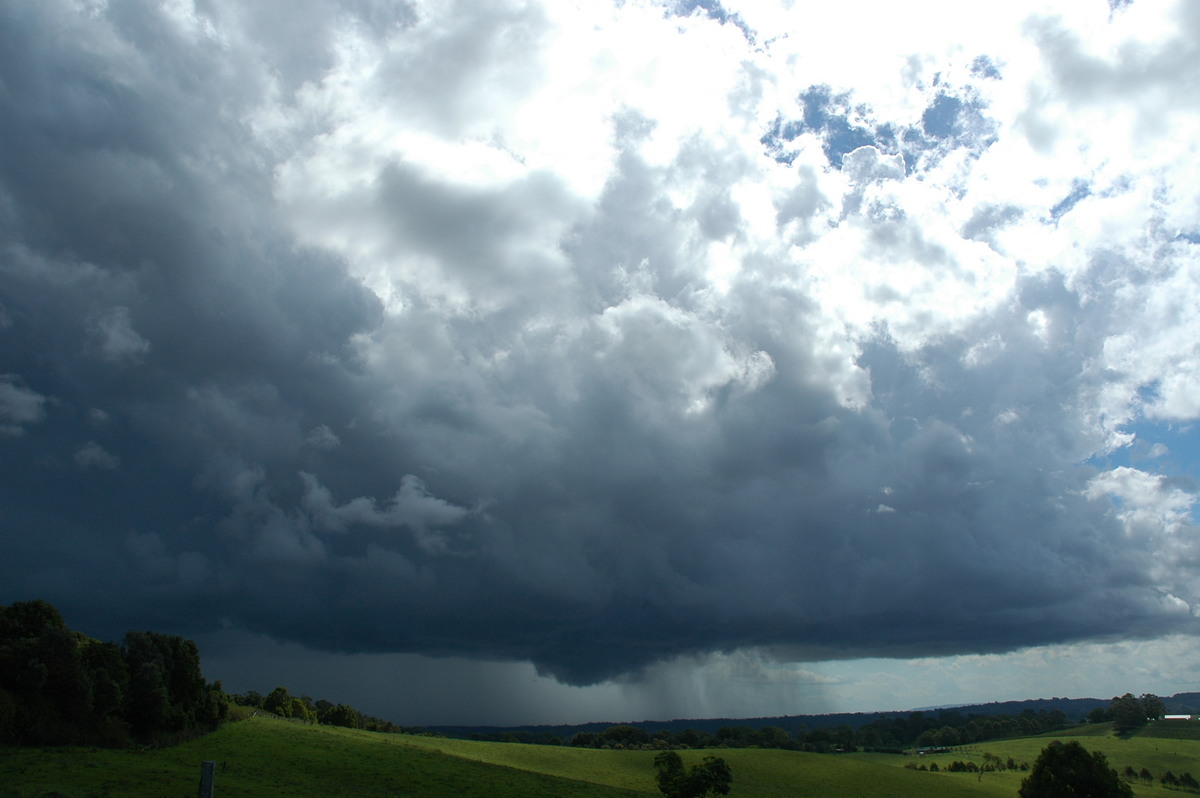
[1,0,1199,725]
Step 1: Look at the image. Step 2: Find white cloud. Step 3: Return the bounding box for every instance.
[75,441,119,469]
[92,306,150,363]
[0,376,48,436]
[301,472,473,553]
[305,424,341,449]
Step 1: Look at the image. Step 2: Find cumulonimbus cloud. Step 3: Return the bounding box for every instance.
[0,0,1196,688]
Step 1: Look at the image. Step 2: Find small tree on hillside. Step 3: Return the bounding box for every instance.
[1019,741,1132,798]
[979,751,1002,781]
[654,751,732,798]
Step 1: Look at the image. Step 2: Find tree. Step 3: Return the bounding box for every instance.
[654,751,732,798]
[655,750,686,796]
[569,731,599,747]
[1019,741,1133,798]
[1139,693,1164,723]
[1108,692,1161,731]
[320,703,363,729]
[0,600,67,641]
[123,630,224,738]
[603,723,649,749]
[264,686,296,717]
[979,752,1003,781]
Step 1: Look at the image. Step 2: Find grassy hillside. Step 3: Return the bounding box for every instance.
[877,724,1200,796]
[399,735,1002,798]
[0,716,996,798]
[1138,719,1200,741]
[4,716,1199,797]
[0,717,644,798]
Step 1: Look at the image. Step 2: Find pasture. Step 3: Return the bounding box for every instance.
[2,715,1198,797]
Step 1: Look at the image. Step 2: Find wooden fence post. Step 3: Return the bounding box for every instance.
[198,760,216,798]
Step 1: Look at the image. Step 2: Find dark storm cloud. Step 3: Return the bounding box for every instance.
[0,0,1196,694]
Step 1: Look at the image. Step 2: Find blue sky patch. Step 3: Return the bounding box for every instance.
[762,83,995,171]
[1050,180,1091,221]
[970,55,1002,80]
[668,0,755,42]
[922,94,964,139]
[1092,418,1200,485]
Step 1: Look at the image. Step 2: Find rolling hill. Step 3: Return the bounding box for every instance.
[5,713,1198,797]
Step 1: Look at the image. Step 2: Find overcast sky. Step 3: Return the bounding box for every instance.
[2,0,1199,727]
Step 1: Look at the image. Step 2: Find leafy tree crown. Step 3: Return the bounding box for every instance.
[1019,740,1133,798]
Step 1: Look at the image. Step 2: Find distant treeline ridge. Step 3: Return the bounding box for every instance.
[460,693,1183,752]
[462,707,1075,751]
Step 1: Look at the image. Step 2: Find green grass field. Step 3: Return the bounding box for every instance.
[871,722,1200,797]
[3,716,1198,797]
[0,718,644,798]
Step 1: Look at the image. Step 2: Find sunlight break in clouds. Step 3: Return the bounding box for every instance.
[1,0,1198,724]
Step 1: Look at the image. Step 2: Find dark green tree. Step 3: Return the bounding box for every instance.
[1139,693,1164,723]
[655,749,686,795]
[264,686,295,716]
[603,723,650,748]
[569,731,599,747]
[654,751,732,798]
[234,690,265,708]
[81,638,130,734]
[0,600,67,641]
[289,696,317,723]
[1108,692,1161,731]
[122,630,225,739]
[757,725,792,749]
[1018,741,1133,798]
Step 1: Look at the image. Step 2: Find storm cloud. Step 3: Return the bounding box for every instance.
[1,0,1197,715]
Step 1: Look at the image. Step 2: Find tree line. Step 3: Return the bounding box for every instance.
[1121,765,1200,791]
[905,753,1031,773]
[0,599,439,748]
[0,600,226,747]
[473,707,1074,752]
[229,686,433,736]
[859,707,1071,749]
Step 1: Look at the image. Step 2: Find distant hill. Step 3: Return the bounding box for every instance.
[429,693,1200,741]
[1165,693,1200,714]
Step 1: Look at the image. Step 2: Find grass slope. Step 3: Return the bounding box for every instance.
[5,717,1199,797]
[387,735,1001,797]
[0,717,998,798]
[877,723,1200,796]
[0,717,644,798]
[1138,719,1200,741]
